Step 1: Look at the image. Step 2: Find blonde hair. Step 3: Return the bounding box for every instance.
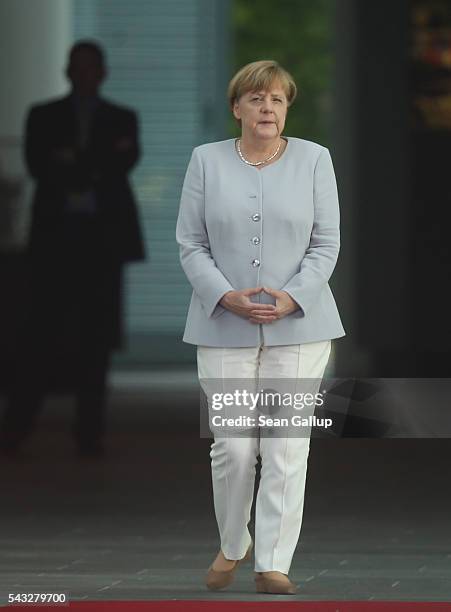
[227,60,297,110]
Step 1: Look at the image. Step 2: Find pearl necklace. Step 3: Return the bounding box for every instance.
[236,138,282,166]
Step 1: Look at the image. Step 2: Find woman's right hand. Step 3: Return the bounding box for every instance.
[220,288,277,323]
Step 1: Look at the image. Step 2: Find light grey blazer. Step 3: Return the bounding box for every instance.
[176,136,346,347]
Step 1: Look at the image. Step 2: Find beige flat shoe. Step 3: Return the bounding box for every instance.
[205,540,253,591]
[255,570,298,594]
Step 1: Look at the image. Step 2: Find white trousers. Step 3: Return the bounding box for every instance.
[197,339,332,573]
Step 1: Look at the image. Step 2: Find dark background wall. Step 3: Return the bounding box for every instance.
[1,0,451,380]
[334,0,451,377]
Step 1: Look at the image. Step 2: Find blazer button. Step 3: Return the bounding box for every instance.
[252,259,260,267]
[252,213,261,222]
[252,236,260,245]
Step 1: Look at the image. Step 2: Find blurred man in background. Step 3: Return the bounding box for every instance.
[0,40,145,457]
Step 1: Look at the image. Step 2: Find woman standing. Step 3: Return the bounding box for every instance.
[176,60,345,594]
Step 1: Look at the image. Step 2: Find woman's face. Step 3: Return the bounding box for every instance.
[233,81,288,141]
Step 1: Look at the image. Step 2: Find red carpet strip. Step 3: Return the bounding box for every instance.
[4,600,451,611]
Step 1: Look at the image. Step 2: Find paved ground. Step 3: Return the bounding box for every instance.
[0,380,450,604]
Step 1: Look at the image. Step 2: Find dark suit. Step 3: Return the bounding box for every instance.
[2,93,145,451]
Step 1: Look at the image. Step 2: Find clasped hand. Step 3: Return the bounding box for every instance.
[53,147,76,164]
[220,287,299,324]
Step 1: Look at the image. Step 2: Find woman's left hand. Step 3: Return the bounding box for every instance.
[248,286,300,324]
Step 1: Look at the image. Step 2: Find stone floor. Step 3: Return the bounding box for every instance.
[0,380,450,604]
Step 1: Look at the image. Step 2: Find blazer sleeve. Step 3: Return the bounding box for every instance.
[24,105,72,187]
[24,106,46,182]
[176,147,234,318]
[94,109,140,178]
[281,147,340,317]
